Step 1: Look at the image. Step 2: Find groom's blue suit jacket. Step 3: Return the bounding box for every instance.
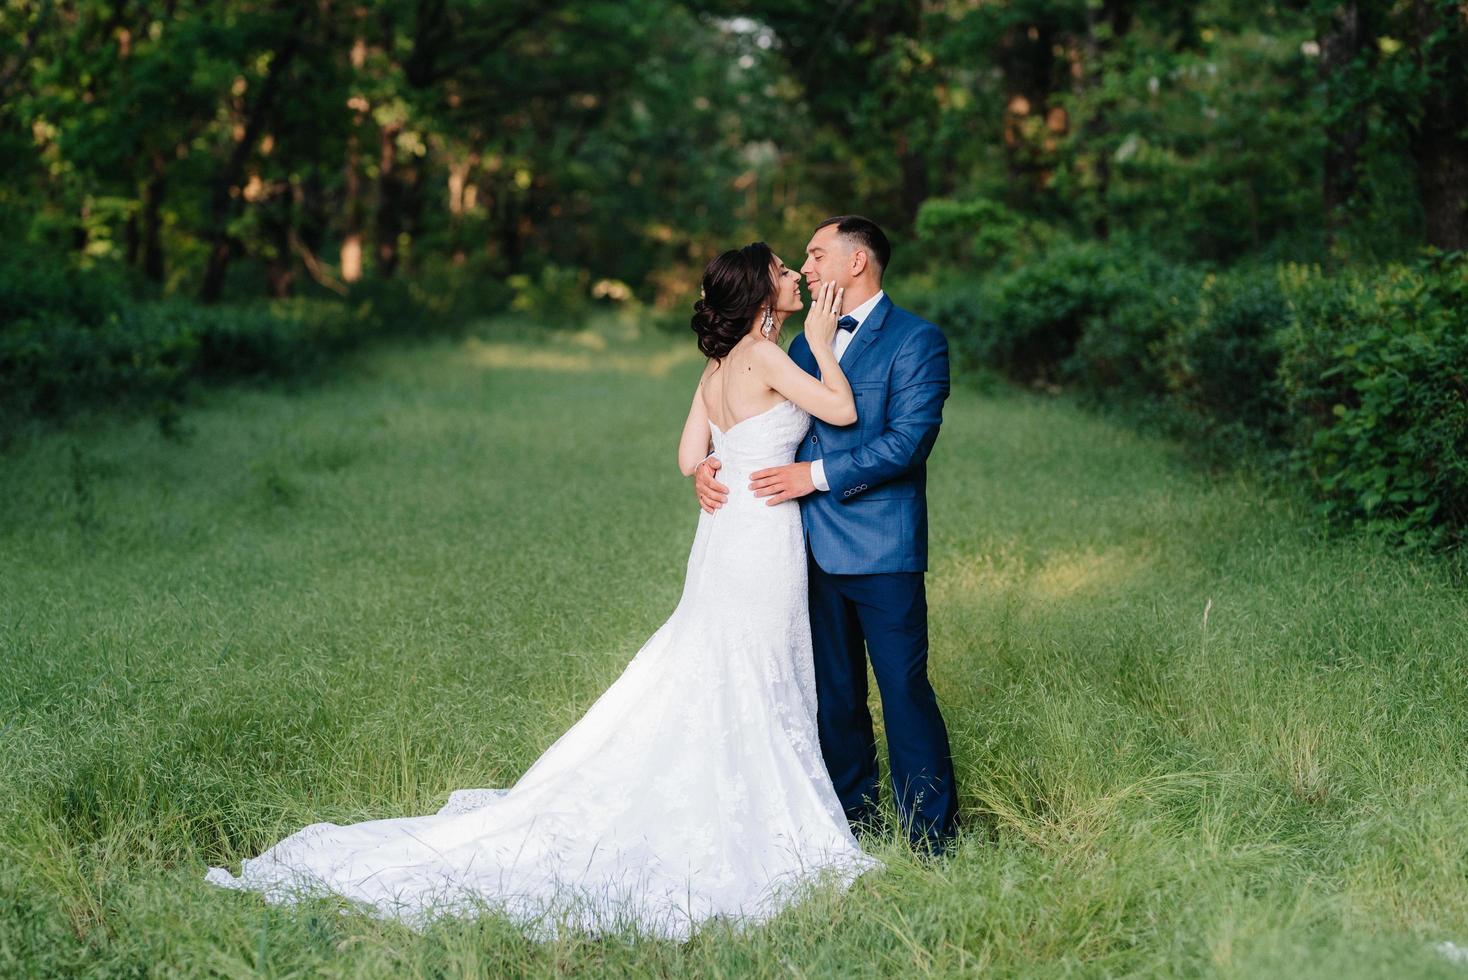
[788,294,950,575]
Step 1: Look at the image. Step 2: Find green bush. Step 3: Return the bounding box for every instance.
[191,301,358,380]
[919,242,1466,551]
[1064,249,1204,404]
[505,263,594,322]
[362,254,516,328]
[981,242,1120,382]
[915,242,1191,394]
[900,277,986,350]
[0,247,130,325]
[913,196,1059,272]
[0,250,511,440]
[1161,265,1291,445]
[0,301,343,425]
[1279,254,1468,549]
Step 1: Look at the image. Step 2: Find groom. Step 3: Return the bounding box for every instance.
[695,215,959,855]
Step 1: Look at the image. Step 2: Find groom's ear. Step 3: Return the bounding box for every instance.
[849,249,869,278]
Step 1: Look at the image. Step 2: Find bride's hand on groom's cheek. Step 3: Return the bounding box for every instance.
[749,462,815,505]
[695,458,729,513]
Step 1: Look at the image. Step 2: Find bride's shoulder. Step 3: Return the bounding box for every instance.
[748,337,795,365]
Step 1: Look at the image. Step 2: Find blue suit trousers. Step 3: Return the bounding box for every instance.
[807,553,959,851]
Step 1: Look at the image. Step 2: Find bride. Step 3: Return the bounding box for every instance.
[205,242,878,941]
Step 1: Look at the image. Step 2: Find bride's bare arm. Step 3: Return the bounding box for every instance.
[752,282,855,426]
[678,365,716,476]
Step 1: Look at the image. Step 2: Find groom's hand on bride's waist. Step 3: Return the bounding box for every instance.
[694,457,729,514]
[749,462,816,506]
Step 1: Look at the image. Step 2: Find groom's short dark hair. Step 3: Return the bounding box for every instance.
[815,215,891,278]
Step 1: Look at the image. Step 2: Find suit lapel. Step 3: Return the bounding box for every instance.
[792,334,819,377]
[838,294,892,375]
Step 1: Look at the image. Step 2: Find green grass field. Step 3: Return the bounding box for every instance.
[3,319,1466,977]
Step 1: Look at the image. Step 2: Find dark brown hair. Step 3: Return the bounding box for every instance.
[691,242,778,360]
[815,214,891,277]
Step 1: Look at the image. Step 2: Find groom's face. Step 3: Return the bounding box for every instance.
[800,225,852,294]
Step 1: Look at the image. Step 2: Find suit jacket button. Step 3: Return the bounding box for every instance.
[812,435,818,443]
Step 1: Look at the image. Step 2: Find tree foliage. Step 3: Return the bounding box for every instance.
[2,0,1463,304]
[3,1,1467,548]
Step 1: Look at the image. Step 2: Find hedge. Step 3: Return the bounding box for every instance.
[906,247,1468,550]
[0,252,511,441]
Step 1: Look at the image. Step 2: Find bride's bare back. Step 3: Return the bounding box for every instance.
[677,281,856,478]
[700,338,788,432]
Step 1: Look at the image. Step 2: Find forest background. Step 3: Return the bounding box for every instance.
[2,0,1465,552]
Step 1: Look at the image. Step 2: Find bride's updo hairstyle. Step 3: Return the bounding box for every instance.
[691,242,777,360]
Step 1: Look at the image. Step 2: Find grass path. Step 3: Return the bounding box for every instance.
[2,320,1466,977]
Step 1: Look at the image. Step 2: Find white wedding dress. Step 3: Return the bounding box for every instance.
[206,398,879,940]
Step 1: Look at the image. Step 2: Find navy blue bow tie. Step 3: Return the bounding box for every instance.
[836,315,859,332]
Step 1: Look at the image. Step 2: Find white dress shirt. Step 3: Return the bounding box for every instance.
[810,289,884,492]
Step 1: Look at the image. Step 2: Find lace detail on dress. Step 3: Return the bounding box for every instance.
[436,788,511,816]
[204,397,879,940]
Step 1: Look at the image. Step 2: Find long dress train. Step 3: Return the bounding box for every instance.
[205,399,879,940]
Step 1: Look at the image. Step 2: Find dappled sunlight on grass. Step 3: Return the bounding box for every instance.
[1029,545,1152,599]
[930,543,1152,607]
[459,321,701,378]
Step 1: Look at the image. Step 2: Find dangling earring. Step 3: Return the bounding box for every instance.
[761,307,775,338]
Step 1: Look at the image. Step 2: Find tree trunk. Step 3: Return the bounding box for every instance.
[264,203,295,298]
[141,154,166,284]
[897,136,929,226]
[1417,141,1468,250]
[341,147,364,284]
[1081,0,1134,239]
[448,156,471,216]
[1320,2,1367,249]
[298,168,327,257]
[341,26,366,283]
[499,187,526,273]
[400,161,424,275]
[374,122,403,277]
[123,213,140,268]
[999,22,1060,203]
[200,4,307,303]
[1411,0,1468,250]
